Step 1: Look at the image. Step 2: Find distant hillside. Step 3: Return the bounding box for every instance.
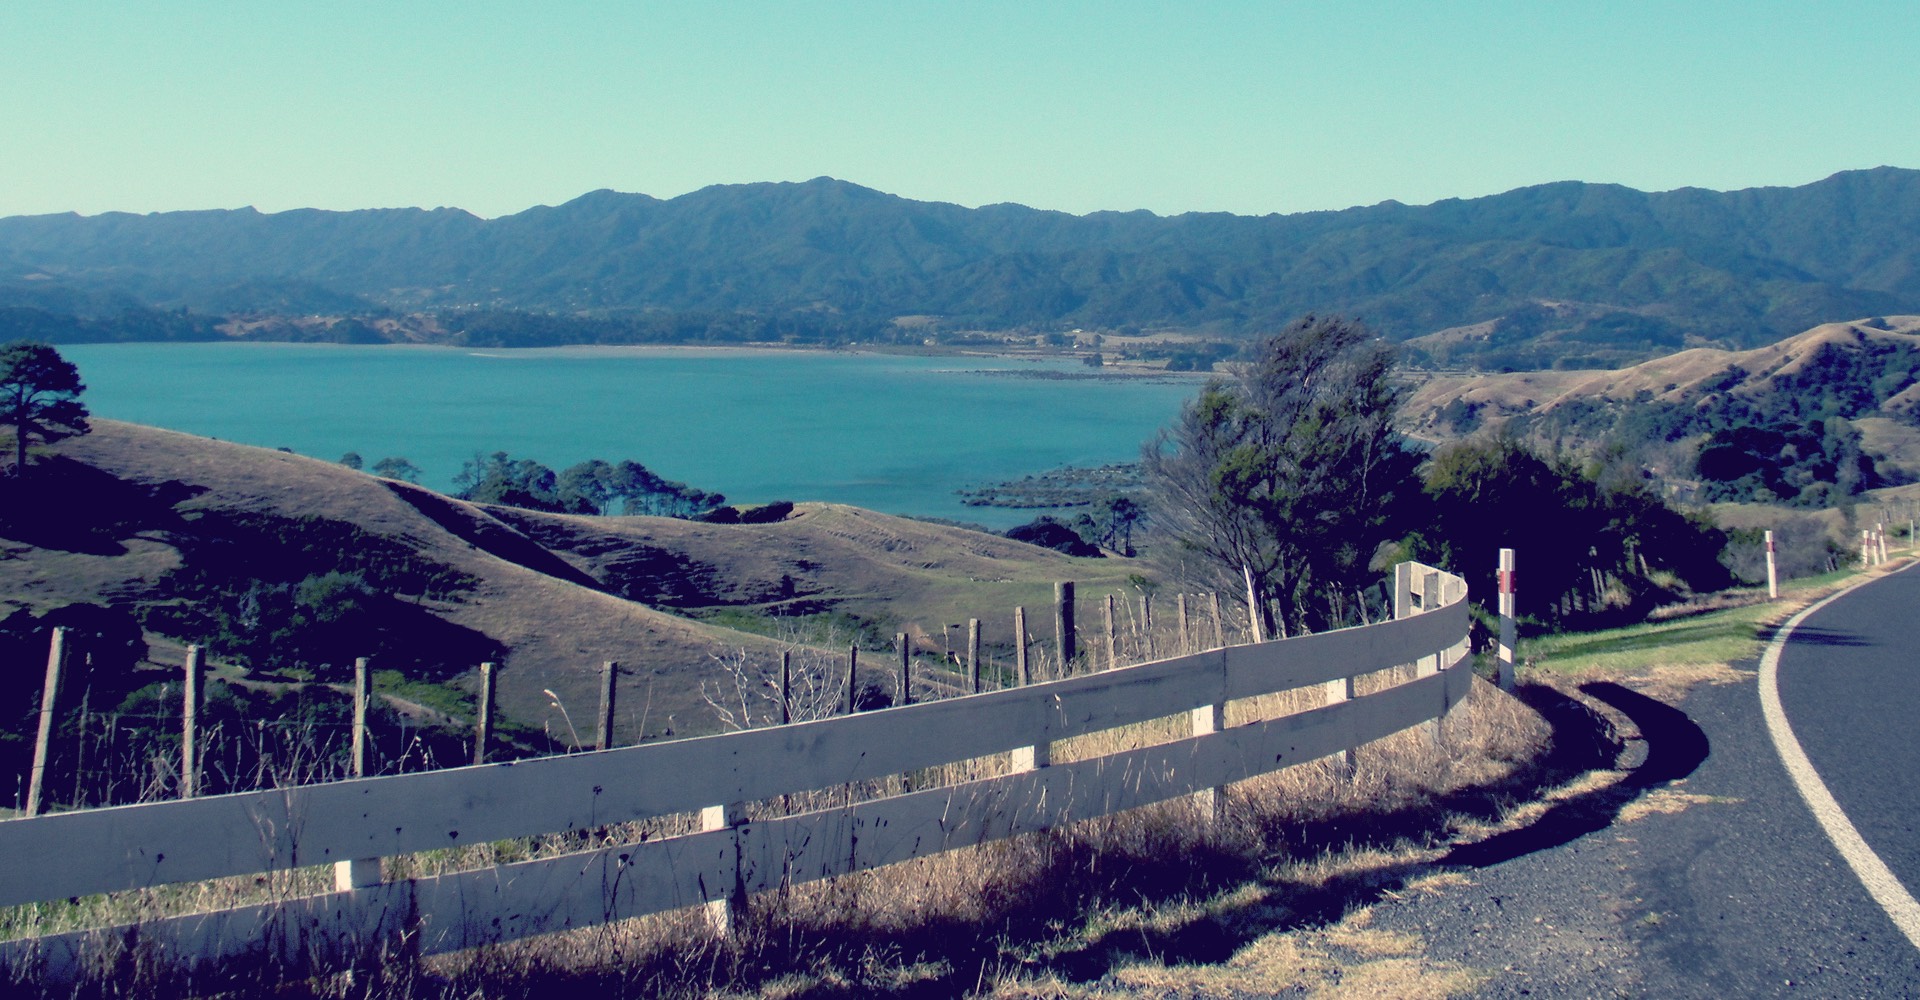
[0,421,1139,746]
[3,169,1919,364]
[1407,316,1920,505]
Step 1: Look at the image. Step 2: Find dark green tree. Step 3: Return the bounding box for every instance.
[0,341,89,476]
[1090,494,1145,555]
[557,459,616,514]
[370,456,421,483]
[338,451,364,471]
[1143,315,1419,635]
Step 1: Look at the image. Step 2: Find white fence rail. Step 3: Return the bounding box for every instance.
[0,563,1470,982]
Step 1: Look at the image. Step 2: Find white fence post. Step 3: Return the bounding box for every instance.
[1323,670,1357,780]
[1393,563,1415,620]
[1191,696,1227,831]
[702,802,748,936]
[1879,523,1890,564]
[1497,548,1516,692]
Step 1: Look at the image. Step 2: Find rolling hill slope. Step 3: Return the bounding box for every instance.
[0,421,1135,743]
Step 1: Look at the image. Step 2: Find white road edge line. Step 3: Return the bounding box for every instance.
[1758,561,1920,952]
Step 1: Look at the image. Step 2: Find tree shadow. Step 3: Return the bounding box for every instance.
[0,455,203,555]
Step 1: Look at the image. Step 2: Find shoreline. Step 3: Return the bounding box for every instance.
[65,337,1210,380]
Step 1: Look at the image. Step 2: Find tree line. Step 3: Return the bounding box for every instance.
[1142,315,1751,637]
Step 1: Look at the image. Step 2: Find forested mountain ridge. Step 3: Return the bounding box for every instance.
[3,168,1918,363]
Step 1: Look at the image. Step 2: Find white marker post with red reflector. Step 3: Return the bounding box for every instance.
[1766,529,1778,600]
[1497,547,1516,692]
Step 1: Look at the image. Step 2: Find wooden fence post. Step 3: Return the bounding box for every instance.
[779,651,792,725]
[896,633,912,706]
[350,657,370,777]
[1879,523,1890,564]
[597,660,618,751]
[1497,548,1516,692]
[1210,592,1225,648]
[1104,594,1118,669]
[1765,530,1778,600]
[702,802,748,937]
[967,619,981,693]
[25,627,66,818]
[845,644,858,714]
[335,657,380,891]
[1192,691,1227,831]
[1055,581,1075,672]
[1140,593,1155,659]
[1014,606,1030,685]
[181,645,202,799]
[1177,594,1191,653]
[1324,670,1357,780]
[1393,563,1415,620]
[473,662,495,765]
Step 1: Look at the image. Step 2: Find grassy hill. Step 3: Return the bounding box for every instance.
[1405,316,1920,496]
[0,420,1146,749]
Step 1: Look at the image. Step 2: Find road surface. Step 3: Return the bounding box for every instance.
[1367,567,1920,997]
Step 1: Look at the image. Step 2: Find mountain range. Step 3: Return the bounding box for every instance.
[4,168,1919,366]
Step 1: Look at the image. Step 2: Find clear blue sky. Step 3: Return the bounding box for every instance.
[3,1,1914,219]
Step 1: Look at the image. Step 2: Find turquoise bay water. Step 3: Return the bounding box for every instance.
[61,344,1202,529]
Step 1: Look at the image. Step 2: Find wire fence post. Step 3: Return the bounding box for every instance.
[474,662,496,765]
[596,660,619,751]
[779,650,792,725]
[335,656,381,891]
[180,645,202,799]
[845,644,858,714]
[967,619,981,693]
[1014,606,1030,685]
[896,633,912,706]
[1054,581,1075,673]
[25,627,67,818]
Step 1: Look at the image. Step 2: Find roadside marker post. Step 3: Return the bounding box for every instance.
[1765,530,1779,600]
[1497,548,1516,692]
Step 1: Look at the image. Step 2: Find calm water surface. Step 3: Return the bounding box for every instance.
[61,344,1202,528]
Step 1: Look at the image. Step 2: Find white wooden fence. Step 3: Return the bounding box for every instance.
[0,562,1470,984]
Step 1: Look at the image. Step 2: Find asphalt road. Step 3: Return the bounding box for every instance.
[1364,571,1920,998]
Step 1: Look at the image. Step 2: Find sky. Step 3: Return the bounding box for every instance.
[3,2,1916,220]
